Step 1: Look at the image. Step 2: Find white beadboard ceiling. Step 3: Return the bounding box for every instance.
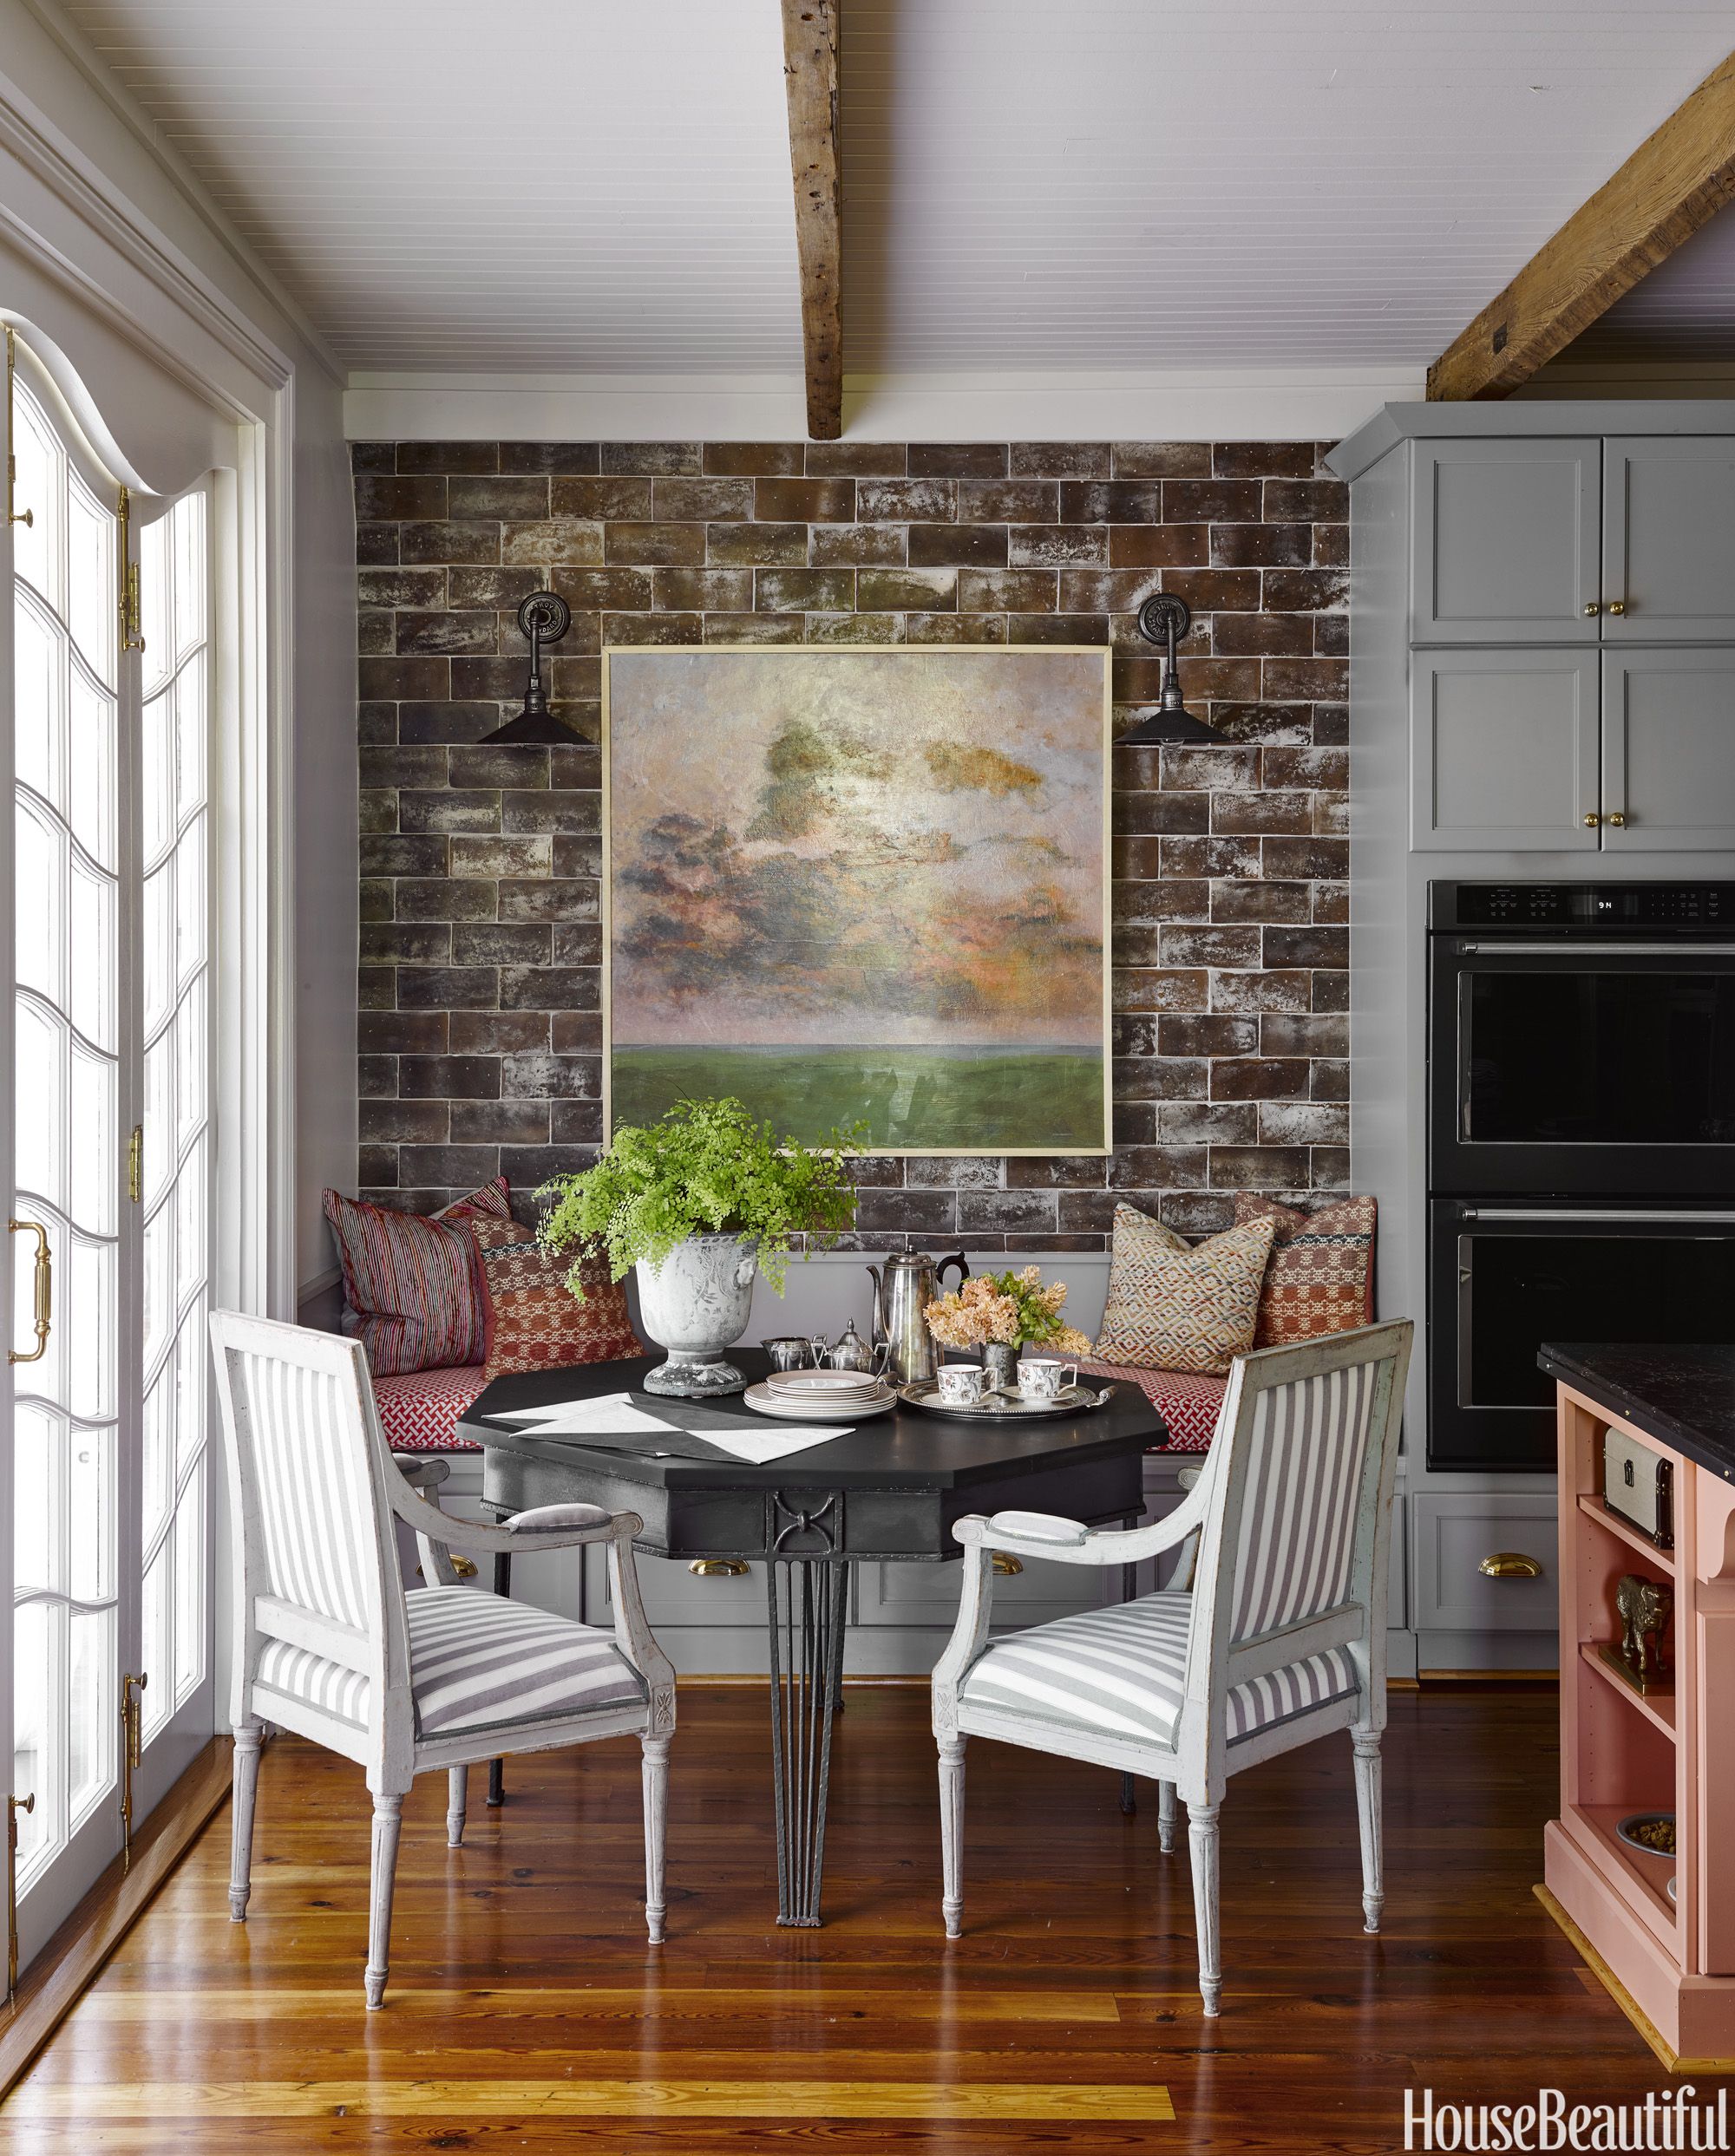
[46,0,1735,396]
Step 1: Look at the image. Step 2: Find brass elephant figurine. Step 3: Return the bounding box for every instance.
[1616,1572,1673,1685]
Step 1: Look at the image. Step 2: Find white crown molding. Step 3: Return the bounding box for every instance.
[345,365,1428,445]
[9,0,338,383]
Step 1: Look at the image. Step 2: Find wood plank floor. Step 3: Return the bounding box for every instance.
[0,1683,1710,2153]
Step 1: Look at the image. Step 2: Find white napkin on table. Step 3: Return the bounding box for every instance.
[494,1391,846,1465]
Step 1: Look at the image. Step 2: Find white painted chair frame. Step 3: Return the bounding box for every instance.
[932,1319,1413,2015]
[210,1310,677,2007]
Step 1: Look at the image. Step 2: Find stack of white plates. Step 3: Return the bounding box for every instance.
[744,1368,896,1421]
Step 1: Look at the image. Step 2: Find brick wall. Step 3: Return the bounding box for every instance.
[353,438,1348,1248]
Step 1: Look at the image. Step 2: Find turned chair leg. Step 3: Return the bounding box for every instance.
[364,1791,405,2010]
[1157,1779,1178,1854]
[228,1721,264,1921]
[1187,1799,1222,2017]
[1352,1725,1385,1934]
[938,1735,967,1938]
[447,1766,468,1848]
[641,1735,671,1945]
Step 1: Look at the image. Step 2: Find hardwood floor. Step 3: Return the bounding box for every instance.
[1,1683,1708,2153]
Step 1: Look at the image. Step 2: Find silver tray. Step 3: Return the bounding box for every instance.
[898,1379,1116,1423]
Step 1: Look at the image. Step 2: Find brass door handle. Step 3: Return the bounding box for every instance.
[688,1558,749,1578]
[1607,600,1627,616]
[1583,813,1601,828]
[8,1220,49,1364]
[1479,1552,1543,1579]
[1583,602,1601,617]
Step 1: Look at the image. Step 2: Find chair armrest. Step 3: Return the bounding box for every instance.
[391,1454,450,1492]
[388,1475,639,1556]
[503,1503,612,1534]
[953,1465,1214,1569]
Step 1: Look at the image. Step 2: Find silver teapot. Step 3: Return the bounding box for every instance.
[864,1250,969,1384]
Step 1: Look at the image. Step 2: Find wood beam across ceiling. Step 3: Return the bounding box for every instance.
[1429,49,1735,400]
[780,0,843,440]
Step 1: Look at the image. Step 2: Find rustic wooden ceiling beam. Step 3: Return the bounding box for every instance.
[1429,49,1735,400]
[781,0,843,440]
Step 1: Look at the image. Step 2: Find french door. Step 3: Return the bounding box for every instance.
[6,336,215,1970]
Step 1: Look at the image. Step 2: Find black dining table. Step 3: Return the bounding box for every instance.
[457,1349,1162,1926]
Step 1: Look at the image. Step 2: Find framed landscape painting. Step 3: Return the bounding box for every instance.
[602,645,1111,1154]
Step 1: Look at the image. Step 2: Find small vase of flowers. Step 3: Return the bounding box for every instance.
[923,1266,1092,1392]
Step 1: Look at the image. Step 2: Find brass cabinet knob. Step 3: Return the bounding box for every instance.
[689,1557,750,1578]
[1607,811,1627,827]
[1607,600,1627,616]
[992,1552,1024,1577]
[1479,1551,1543,1579]
[1583,601,1601,617]
[1583,812,1601,827]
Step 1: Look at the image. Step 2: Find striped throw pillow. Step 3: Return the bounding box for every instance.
[1234,1193,1377,1347]
[323,1179,510,1377]
[1093,1203,1277,1375]
[471,1217,641,1379]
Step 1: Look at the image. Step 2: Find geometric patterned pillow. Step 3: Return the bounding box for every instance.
[1092,1203,1278,1375]
[1233,1193,1377,1349]
[470,1216,642,1381]
[323,1178,512,1377]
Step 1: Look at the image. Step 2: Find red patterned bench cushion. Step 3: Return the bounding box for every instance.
[1075,1359,1227,1453]
[374,1365,486,1454]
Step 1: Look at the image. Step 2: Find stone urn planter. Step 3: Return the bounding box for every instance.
[635,1232,758,1397]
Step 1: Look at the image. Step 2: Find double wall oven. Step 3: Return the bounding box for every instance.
[1429,881,1735,1470]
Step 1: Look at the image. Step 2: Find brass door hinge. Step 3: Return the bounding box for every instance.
[128,1125,142,1205]
[116,487,144,654]
[120,1673,148,1867]
[4,326,31,531]
[6,1793,34,2005]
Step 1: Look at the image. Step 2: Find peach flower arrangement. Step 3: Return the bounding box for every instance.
[924,1266,1092,1357]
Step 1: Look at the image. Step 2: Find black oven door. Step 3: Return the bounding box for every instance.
[1431,938,1735,1194]
[1428,1200,1735,1470]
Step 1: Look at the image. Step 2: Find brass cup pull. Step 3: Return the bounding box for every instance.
[1607,812,1627,827]
[992,1552,1024,1577]
[689,1558,749,1578]
[448,1556,479,1580]
[1479,1552,1543,1580]
[1582,813,1601,828]
[8,1220,49,1365]
[1607,600,1627,616]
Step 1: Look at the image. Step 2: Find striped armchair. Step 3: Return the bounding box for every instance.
[932,1319,1412,2016]
[209,1311,676,2008]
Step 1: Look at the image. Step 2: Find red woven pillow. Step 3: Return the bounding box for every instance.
[1233,1193,1377,1348]
[323,1179,510,1376]
[470,1216,641,1379]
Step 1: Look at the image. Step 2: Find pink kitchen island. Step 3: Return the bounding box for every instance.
[1538,1343,1735,2073]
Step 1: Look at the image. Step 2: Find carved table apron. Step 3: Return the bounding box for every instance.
[459,1349,1156,1926]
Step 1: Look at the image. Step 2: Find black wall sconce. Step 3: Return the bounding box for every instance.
[479,590,574,744]
[1118,592,1219,745]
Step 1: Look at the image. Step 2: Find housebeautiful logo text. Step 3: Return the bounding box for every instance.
[1404,2088,1731,2152]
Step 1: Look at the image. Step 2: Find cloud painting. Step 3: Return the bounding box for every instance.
[605,647,1110,1153]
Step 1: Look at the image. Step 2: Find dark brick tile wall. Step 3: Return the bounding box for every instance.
[352,439,1349,1248]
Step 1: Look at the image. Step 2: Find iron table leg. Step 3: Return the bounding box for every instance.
[766,1557,849,1927]
[488,1549,512,1807]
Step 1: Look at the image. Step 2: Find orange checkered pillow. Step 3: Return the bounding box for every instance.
[1093,1204,1277,1376]
[469,1217,641,1380]
[1234,1194,1377,1347]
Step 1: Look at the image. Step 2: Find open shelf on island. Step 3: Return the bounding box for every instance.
[1568,1801,1679,1942]
[1575,1493,1675,1575]
[1578,1638,1677,1740]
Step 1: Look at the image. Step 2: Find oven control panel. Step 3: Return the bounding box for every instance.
[1433,882,1735,931]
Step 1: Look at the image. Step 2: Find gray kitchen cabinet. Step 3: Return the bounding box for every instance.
[1602,437,1735,642]
[1411,649,1601,852]
[1602,649,1735,853]
[1412,439,1601,644]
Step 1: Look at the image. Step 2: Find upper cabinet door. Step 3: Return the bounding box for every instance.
[1412,439,1601,644]
[1603,650,1735,853]
[1411,650,1601,853]
[1602,438,1735,641]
